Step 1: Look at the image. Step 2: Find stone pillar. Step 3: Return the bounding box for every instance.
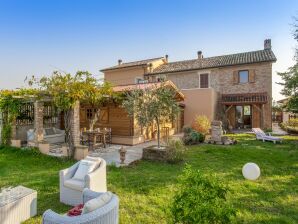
[11,119,17,140]
[34,101,44,143]
[211,120,223,142]
[71,101,80,147]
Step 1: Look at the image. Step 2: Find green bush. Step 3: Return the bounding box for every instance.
[171,165,236,224]
[288,118,298,127]
[280,120,298,134]
[1,124,12,145]
[183,126,193,134]
[183,128,205,145]
[166,139,186,163]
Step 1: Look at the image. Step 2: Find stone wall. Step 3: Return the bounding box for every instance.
[71,101,80,146]
[159,62,272,129]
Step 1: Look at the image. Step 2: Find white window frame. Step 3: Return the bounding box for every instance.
[199,73,210,88]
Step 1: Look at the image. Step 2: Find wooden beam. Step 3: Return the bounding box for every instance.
[252,104,261,113]
[225,105,233,113]
[261,104,265,129]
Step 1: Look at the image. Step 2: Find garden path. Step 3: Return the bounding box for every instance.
[272,122,288,135]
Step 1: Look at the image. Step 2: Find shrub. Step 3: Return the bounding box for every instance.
[183,126,193,134]
[1,124,12,145]
[190,130,205,143]
[166,139,187,163]
[192,115,211,135]
[183,129,205,145]
[288,118,298,127]
[171,165,236,224]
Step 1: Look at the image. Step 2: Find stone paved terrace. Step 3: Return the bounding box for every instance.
[88,141,157,167]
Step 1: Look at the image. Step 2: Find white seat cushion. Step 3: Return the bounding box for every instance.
[82,192,113,214]
[85,156,102,164]
[64,179,85,191]
[73,160,98,181]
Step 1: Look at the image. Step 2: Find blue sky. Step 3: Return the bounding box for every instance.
[0,0,297,100]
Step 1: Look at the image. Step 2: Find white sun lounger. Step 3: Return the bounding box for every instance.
[252,128,282,144]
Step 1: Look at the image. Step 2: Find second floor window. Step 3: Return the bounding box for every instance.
[239,70,249,83]
[200,73,209,88]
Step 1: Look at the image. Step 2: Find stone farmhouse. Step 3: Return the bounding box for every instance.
[101,39,276,139]
[7,39,276,147]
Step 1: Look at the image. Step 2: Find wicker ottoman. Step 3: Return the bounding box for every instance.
[0,186,37,224]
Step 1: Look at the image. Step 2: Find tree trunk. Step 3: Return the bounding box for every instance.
[64,109,74,158]
[156,117,160,148]
[89,109,100,131]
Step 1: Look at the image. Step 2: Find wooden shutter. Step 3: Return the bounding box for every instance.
[249,69,256,83]
[80,108,86,122]
[100,108,109,124]
[233,71,239,84]
[200,74,209,88]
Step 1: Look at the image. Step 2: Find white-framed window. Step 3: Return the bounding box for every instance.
[199,73,209,88]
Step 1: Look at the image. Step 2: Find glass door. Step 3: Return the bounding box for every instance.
[236,106,243,129]
[243,105,252,128]
[235,105,252,129]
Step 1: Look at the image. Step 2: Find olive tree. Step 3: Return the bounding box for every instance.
[33,71,112,157]
[83,81,113,131]
[122,82,180,148]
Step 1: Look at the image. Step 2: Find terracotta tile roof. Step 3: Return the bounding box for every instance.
[112,80,184,100]
[101,57,164,72]
[148,49,276,75]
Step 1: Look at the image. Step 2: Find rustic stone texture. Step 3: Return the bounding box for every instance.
[211,121,223,142]
[142,146,168,161]
[34,101,44,143]
[61,144,69,157]
[71,101,80,147]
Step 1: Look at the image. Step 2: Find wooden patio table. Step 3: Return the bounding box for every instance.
[82,130,108,151]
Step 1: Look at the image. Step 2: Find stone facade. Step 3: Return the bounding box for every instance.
[71,101,81,146]
[34,101,44,143]
[151,62,272,129]
[102,47,274,130]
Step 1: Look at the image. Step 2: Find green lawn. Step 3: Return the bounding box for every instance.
[0,134,297,224]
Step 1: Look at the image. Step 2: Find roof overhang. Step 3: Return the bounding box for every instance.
[112,80,184,101]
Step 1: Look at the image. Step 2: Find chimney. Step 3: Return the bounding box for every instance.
[264,39,271,50]
[165,54,169,63]
[149,63,153,73]
[118,59,122,65]
[197,51,203,59]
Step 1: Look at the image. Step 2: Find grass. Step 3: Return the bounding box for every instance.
[0,134,297,224]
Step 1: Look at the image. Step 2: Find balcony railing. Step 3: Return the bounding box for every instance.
[221,92,268,105]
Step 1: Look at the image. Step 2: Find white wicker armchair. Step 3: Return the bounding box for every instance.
[60,157,107,206]
[42,189,119,224]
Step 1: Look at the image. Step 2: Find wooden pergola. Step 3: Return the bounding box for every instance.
[221,92,268,129]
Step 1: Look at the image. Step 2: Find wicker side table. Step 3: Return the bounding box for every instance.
[0,186,37,224]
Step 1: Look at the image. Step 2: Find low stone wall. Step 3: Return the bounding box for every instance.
[142,146,168,161]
